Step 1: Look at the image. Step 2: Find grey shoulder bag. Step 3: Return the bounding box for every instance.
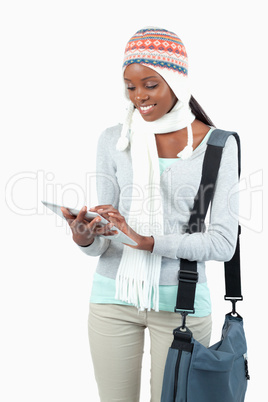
[161,129,250,402]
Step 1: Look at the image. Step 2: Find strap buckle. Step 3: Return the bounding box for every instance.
[174,307,195,314]
[178,270,199,284]
[224,296,243,315]
[174,270,198,315]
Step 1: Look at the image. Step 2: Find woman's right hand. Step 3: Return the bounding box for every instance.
[61,206,117,247]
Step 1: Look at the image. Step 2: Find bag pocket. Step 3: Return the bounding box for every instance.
[187,341,247,402]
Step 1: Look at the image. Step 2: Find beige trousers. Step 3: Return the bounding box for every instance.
[88,303,212,402]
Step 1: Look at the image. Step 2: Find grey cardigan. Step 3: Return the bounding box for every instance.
[80,124,239,286]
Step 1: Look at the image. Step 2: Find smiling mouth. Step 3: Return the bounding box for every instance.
[138,104,156,115]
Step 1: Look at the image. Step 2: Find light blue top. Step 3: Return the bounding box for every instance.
[90,272,211,315]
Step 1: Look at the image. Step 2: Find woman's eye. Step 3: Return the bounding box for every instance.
[127,86,135,91]
[146,84,158,89]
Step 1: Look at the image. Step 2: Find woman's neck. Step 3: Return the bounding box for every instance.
[155,120,210,158]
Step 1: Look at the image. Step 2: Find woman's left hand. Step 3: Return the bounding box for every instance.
[89,205,154,252]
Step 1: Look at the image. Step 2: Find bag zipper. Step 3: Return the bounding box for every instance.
[244,353,250,380]
[173,349,182,401]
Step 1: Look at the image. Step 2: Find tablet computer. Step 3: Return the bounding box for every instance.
[42,201,137,246]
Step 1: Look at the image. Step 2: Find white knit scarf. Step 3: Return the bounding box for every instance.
[115,99,195,311]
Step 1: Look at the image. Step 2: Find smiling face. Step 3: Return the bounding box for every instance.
[123,63,177,122]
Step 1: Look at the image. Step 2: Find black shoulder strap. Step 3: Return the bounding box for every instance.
[175,129,242,315]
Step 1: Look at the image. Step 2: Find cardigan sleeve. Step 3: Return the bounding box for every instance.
[152,135,239,262]
[78,236,110,257]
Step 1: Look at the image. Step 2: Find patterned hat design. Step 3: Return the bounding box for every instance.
[123,27,188,77]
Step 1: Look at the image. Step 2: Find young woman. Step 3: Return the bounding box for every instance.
[62,27,239,402]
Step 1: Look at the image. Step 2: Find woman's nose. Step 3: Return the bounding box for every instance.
[135,91,149,102]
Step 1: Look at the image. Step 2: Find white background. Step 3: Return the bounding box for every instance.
[1,0,267,401]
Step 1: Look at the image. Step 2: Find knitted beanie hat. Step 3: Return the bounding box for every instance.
[117,27,193,154]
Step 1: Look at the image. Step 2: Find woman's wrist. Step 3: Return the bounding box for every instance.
[138,235,154,252]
